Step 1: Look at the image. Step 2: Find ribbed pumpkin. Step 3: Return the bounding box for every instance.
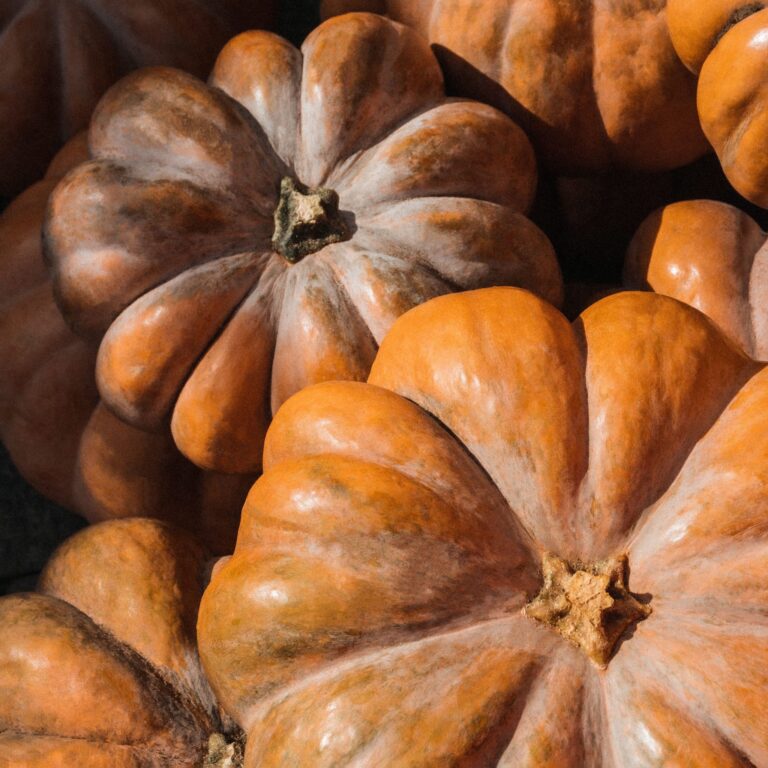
[667,1,768,206]
[0,0,278,201]
[198,288,768,766]
[625,199,768,360]
[44,12,562,475]
[0,136,251,554]
[0,518,243,767]
[321,1,707,173]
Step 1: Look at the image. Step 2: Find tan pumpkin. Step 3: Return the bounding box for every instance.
[0,0,278,201]
[625,199,768,360]
[198,287,768,766]
[44,12,562,475]
[0,137,252,554]
[321,1,708,173]
[0,517,243,767]
[667,1,768,206]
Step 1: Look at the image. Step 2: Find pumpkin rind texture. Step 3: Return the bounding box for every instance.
[321,1,708,173]
[668,1,768,207]
[44,12,562,475]
[0,518,231,767]
[625,200,768,360]
[0,0,278,200]
[198,288,768,766]
[0,136,252,554]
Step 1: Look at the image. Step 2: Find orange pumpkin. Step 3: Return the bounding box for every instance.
[0,137,251,554]
[668,1,768,206]
[625,199,768,360]
[0,0,278,201]
[198,288,768,766]
[321,2,708,173]
[0,518,243,766]
[44,12,562,475]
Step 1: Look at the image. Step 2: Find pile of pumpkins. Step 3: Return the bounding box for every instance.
[1,1,767,765]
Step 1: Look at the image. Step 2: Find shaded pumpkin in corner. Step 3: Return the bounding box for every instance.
[44,12,562,475]
[0,136,252,555]
[0,518,244,767]
[0,0,279,201]
[198,288,768,766]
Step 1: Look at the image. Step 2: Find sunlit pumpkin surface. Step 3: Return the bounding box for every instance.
[198,288,768,767]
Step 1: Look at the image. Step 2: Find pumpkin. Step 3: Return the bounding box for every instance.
[625,199,768,360]
[0,136,252,554]
[321,2,707,173]
[0,0,278,201]
[198,287,768,766]
[44,12,562,475]
[667,1,768,206]
[0,517,244,767]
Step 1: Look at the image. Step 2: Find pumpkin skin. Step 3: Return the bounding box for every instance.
[321,2,707,173]
[667,2,768,207]
[44,12,562,475]
[625,200,768,360]
[0,518,242,767]
[0,0,278,201]
[0,137,252,554]
[198,288,768,766]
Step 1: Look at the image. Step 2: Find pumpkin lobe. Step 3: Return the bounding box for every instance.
[714,3,765,46]
[271,176,351,263]
[205,732,245,767]
[524,552,651,668]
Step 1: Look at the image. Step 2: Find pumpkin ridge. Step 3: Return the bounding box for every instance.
[326,100,449,194]
[321,245,385,350]
[239,614,545,730]
[96,249,271,430]
[608,614,767,764]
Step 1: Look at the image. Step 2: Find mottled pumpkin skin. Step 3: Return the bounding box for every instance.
[668,1,768,207]
[0,0,278,200]
[198,288,768,767]
[0,518,234,767]
[625,200,768,360]
[0,137,252,554]
[322,1,707,173]
[44,12,562,475]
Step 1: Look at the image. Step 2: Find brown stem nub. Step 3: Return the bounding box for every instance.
[524,552,651,668]
[272,177,350,263]
[204,733,244,768]
[714,3,764,47]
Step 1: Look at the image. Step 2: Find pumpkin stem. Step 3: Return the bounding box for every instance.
[523,552,651,668]
[714,3,764,47]
[272,176,351,263]
[204,732,245,768]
